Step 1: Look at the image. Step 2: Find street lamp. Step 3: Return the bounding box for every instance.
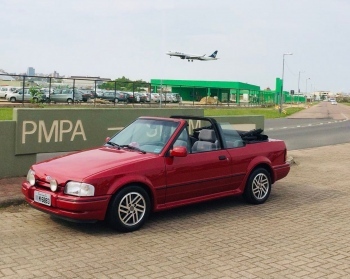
[298,70,304,94]
[297,70,304,106]
[305,77,311,94]
[305,78,310,103]
[280,53,293,114]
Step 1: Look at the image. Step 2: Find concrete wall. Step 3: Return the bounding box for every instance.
[0,121,36,178]
[0,108,264,179]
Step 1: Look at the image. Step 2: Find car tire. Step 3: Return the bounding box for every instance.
[32,97,38,103]
[107,185,150,232]
[67,98,73,104]
[115,98,119,103]
[243,168,271,204]
[10,97,16,103]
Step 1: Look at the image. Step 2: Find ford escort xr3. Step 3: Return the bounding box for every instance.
[22,116,290,232]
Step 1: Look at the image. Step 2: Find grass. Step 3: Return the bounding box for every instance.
[0,108,13,120]
[0,105,305,121]
[204,106,305,119]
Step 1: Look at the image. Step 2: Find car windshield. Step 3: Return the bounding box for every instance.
[107,118,179,154]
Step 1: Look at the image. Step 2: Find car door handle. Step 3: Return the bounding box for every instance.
[218,155,227,160]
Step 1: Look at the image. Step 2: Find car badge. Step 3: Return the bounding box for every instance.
[46,176,52,182]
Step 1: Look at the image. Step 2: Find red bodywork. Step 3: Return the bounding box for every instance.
[22,117,290,222]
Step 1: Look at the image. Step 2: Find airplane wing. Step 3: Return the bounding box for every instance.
[196,56,219,61]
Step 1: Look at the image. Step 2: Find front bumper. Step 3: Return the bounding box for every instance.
[22,181,111,222]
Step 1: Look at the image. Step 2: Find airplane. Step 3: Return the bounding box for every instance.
[166,50,219,62]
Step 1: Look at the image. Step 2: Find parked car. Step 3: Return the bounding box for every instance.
[22,115,290,232]
[98,91,117,102]
[123,92,140,103]
[115,92,129,103]
[139,92,151,102]
[135,92,148,103]
[80,89,95,102]
[6,88,46,103]
[98,91,128,103]
[0,86,21,98]
[150,93,167,103]
[163,93,173,103]
[150,93,160,103]
[169,93,181,103]
[47,89,83,103]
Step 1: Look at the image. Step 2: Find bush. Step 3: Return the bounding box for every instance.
[29,87,44,103]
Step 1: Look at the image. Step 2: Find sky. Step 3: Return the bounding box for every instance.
[1,0,350,93]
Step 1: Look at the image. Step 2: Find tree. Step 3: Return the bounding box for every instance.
[99,76,149,92]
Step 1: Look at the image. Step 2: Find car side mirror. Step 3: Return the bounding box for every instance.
[105,137,111,143]
[170,146,187,157]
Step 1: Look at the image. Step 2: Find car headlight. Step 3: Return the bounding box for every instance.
[27,169,36,186]
[64,182,95,197]
[50,179,58,192]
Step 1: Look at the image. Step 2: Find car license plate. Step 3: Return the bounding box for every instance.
[34,191,51,206]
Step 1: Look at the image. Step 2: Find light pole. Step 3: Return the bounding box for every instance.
[297,71,304,105]
[298,70,304,94]
[280,53,293,114]
[305,78,310,104]
[305,77,311,94]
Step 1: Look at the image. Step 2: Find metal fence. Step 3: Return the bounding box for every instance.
[0,73,307,107]
[0,74,154,106]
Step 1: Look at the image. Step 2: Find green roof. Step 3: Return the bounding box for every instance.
[151,79,260,90]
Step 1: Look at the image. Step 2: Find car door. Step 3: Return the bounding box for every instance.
[164,128,233,205]
[23,89,31,102]
[60,89,71,102]
[50,89,61,102]
[14,89,28,102]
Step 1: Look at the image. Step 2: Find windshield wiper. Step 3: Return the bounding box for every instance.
[106,141,121,149]
[119,144,146,154]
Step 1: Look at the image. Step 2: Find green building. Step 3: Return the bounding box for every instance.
[150,78,305,106]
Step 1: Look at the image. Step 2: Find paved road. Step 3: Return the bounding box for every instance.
[265,102,350,150]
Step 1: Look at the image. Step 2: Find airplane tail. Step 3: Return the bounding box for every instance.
[209,50,218,58]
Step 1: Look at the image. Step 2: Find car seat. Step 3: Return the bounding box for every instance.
[192,129,218,152]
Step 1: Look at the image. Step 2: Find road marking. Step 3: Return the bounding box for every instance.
[265,119,349,131]
[341,113,349,120]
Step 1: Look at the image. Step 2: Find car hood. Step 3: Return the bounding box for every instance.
[32,147,156,183]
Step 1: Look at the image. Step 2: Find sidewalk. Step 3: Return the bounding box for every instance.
[0,176,25,207]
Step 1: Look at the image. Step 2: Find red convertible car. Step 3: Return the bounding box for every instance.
[22,116,290,232]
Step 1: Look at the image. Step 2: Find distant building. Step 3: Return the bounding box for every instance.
[27,67,35,76]
[0,72,16,87]
[52,71,60,78]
